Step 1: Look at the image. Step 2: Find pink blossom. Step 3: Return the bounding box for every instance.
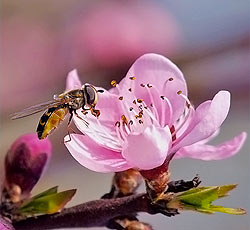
[64,54,246,172]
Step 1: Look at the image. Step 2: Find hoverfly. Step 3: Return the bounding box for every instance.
[11,84,104,140]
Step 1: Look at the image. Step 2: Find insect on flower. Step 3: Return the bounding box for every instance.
[10,70,104,140]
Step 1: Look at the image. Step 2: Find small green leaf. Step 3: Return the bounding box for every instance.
[208,205,246,215]
[217,184,237,198]
[19,189,76,215]
[31,186,58,200]
[178,184,245,215]
[178,187,219,208]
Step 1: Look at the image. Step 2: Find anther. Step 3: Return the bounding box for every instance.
[128,88,132,92]
[129,120,133,125]
[119,96,123,100]
[121,115,128,125]
[160,96,165,100]
[140,83,145,87]
[133,100,136,104]
[147,84,152,88]
[186,102,191,108]
[137,99,143,103]
[177,90,182,95]
[139,120,143,124]
[129,77,135,80]
[97,89,104,93]
[129,107,133,111]
[169,77,174,81]
[144,106,148,109]
[111,80,117,87]
[150,103,153,107]
[115,121,120,127]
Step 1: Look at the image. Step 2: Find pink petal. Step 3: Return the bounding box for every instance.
[122,125,172,170]
[117,53,187,124]
[64,134,131,172]
[73,88,124,151]
[175,132,247,160]
[172,91,231,151]
[94,87,124,123]
[65,69,82,91]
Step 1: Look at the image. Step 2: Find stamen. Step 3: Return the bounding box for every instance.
[137,99,143,103]
[129,120,133,125]
[163,77,174,91]
[121,115,128,125]
[129,76,135,80]
[119,96,123,100]
[111,80,117,87]
[97,89,104,93]
[147,84,152,88]
[128,88,132,92]
[129,107,133,111]
[177,90,182,95]
[133,100,136,104]
[115,121,120,127]
[159,96,173,127]
[150,103,153,107]
[140,83,145,87]
[115,124,125,144]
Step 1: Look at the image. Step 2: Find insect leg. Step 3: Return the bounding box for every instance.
[65,110,75,143]
[90,106,100,118]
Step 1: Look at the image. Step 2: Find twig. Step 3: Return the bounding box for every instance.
[13,194,152,230]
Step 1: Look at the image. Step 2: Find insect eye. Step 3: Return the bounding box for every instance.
[85,85,97,105]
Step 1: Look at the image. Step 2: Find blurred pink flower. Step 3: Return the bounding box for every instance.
[63,0,180,69]
[1,17,61,111]
[4,133,52,201]
[64,54,246,172]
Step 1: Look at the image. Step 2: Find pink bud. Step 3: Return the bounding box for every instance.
[4,133,51,201]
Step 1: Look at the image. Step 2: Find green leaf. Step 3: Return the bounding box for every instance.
[19,189,76,215]
[208,205,246,215]
[31,186,58,200]
[217,184,237,198]
[178,187,219,208]
[177,184,245,215]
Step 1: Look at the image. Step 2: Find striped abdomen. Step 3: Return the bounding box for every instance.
[37,105,68,139]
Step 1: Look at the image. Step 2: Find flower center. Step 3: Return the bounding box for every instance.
[110,76,194,145]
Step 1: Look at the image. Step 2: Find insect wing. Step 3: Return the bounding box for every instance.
[10,100,64,120]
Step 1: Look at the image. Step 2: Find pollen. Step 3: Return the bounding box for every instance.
[119,96,123,100]
[137,99,143,103]
[121,115,128,125]
[129,76,135,80]
[111,80,117,87]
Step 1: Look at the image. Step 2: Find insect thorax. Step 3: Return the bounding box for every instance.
[64,89,85,110]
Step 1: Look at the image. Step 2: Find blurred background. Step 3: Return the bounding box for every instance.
[0,0,249,229]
